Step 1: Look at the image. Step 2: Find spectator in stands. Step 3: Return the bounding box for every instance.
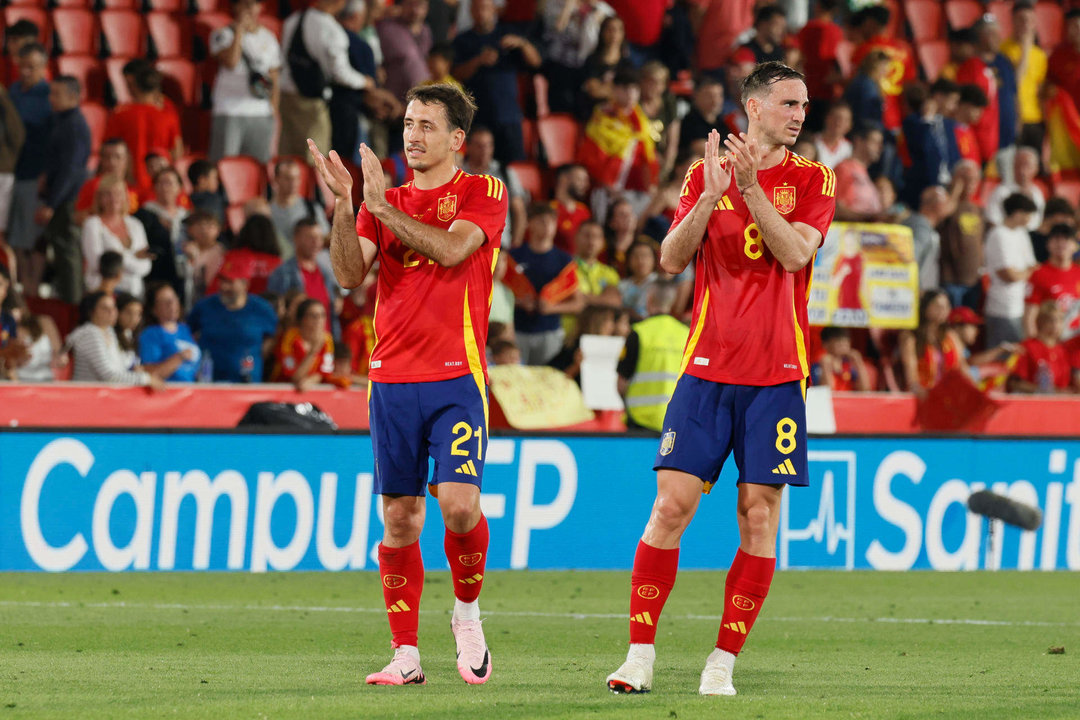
[339,308,375,381]
[834,124,885,222]
[512,203,584,364]
[1030,197,1076,264]
[580,66,658,220]
[814,102,852,170]
[0,264,13,346]
[1000,2,1046,156]
[842,48,887,132]
[848,5,916,133]
[1047,10,1080,135]
[573,220,621,307]
[188,256,278,382]
[0,84,23,275]
[638,61,679,180]
[270,159,330,257]
[82,178,152,299]
[489,250,514,327]
[985,147,1044,231]
[617,282,688,431]
[810,326,872,392]
[267,218,342,337]
[730,5,791,67]
[618,241,657,320]
[603,196,637,276]
[424,43,460,89]
[452,0,540,166]
[970,16,1017,176]
[8,42,51,296]
[114,292,143,371]
[461,125,526,247]
[187,159,225,224]
[948,305,1017,389]
[939,160,985,311]
[35,76,90,304]
[137,167,190,303]
[678,74,731,158]
[75,139,139,226]
[183,211,226,302]
[280,0,375,160]
[13,313,58,383]
[636,153,692,243]
[579,15,629,117]
[105,67,183,193]
[65,291,165,389]
[900,83,960,208]
[209,0,281,163]
[376,0,432,103]
[985,193,1038,347]
[898,289,968,396]
[218,214,281,295]
[490,338,521,366]
[797,0,844,130]
[1010,302,1076,393]
[4,21,38,85]
[951,84,987,166]
[540,0,614,114]
[548,303,615,382]
[550,163,591,254]
[903,186,950,292]
[97,251,124,298]
[271,297,335,390]
[139,282,201,382]
[1025,224,1080,340]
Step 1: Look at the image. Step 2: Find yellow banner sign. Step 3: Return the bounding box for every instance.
[489,365,595,430]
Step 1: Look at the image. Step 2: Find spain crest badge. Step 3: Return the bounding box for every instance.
[437,194,458,222]
[660,431,676,456]
[773,185,796,214]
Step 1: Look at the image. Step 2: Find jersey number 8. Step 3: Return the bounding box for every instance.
[743,223,763,260]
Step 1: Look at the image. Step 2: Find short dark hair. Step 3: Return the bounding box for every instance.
[1067,8,1080,22]
[122,58,151,77]
[6,20,39,42]
[1044,196,1076,219]
[235,214,281,256]
[292,216,321,236]
[99,250,124,280]
[1003,192,1038,216]
[851,121,883,141]
[820,326,851,343]
[295,298,325,324]
[468,124,492,140]
[740,61,805,106]
[152,166,182,186]
[185,208,219,226]
[53,75,81,99]
[17,42,46,59]
[958,84,988,107]
[133,67,162,94]
[554,163,584,181]
[1048,223,1077,241]
[404,83,478,134]
[101,137,128,153]
[849,5,890,29]
[527,201,557,219]
[948,26,977,45]
[1011,0,1034,13]
[79,291,109,325]
[188,159,217,186]
[429,42,454,63]
[612,63,640,87]
[754,4,786,24]
[929,78,959,96]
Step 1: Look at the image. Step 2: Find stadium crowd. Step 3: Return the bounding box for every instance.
[0,0,1080,401]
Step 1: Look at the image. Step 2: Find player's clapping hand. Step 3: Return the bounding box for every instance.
[308,138,354,202]
[701,129,731,204]
[358,143,389,214]
[724,132,761,194]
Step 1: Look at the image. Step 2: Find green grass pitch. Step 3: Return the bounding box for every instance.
[1,570,1077,719]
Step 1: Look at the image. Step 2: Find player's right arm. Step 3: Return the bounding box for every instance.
[659,129,729,274]
[309,139,379,289]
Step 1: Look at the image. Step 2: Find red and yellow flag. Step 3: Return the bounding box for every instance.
[1045,88,1080,172]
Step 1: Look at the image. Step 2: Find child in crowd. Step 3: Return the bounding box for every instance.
[1009,302,1077,393]
[187,159,225,223]
[811,326,872,391]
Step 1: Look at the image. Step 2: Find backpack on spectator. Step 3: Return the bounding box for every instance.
[287,11,327,99]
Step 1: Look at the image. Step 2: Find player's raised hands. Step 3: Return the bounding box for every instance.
[725,132,761,193]
[358,143,388,213]
[308,138,353,202]
[702,129,731,203]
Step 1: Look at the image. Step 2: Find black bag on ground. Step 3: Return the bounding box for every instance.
[287,11,327,99]
[237,401,338,431]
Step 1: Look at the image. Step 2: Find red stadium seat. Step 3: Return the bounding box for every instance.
[226,203,247,234]
[533,73,549,118]
[6,0,46,6]
[218,155,267,204]
[882,0,902,42]
[100,10,145,58]
[267,156,316,199]
[174,153,206,193]
[4,7,50,48]
[58,55,107,103]
[986,1,1013,39]
[147,13,192,60]
[191,0,224,13]
[104,56,133,106]
[508,160,545,200]
[903,0,944,42]
[1034,2,1064,49]
[835,39,854,79]
[80,101,108,153]
[101,0,140,7]
[51,0,92,8]
[51,9,96,56]
[181,105,212,155]
[193,12,233,60]
[156,58,199,106]
[916,40,949,82]
[536,113,580,168]
[521,117,537,161]
[943,0,982,30]
[146,0,186,10]
[1053,179,1080,209]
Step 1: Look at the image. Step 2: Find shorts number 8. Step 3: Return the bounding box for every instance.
[775,417,797,454]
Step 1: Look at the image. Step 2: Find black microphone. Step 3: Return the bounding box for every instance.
[967,490,1043,532]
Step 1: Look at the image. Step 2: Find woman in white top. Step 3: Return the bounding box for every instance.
[66,292,171,389]
[82,177,153,298]
[209,0,282,162]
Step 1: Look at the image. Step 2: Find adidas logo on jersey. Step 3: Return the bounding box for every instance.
[455,460,479,477]
[771,459,797,475]
[630,612,654,626]
[387,600,411,613]
[723,621,747,634]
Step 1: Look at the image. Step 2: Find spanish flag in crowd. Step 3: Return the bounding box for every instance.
[577,104,659,191]
[1045,87,1080,171]
[502,256,579,304]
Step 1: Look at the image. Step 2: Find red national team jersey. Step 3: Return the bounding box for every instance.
[1027,262,1080,338]
[852,36,917,131]
[356,169,509,383]
[272,328,335,383]
[1012,337,1073,390]
[551,199,591,255]
[672,150,836,386]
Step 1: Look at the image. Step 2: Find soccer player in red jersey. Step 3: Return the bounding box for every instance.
[307,83,508,687]
[606,62,836,697]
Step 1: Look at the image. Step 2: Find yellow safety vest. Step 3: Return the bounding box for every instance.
[625,314,690,432]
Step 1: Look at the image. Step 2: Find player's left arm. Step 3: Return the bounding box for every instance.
[725,133,825,273]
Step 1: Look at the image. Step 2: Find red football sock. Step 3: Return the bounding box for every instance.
[628,540,679,644]
[445,514,489,602]
[378,541,424,648]
[716,549,775,655]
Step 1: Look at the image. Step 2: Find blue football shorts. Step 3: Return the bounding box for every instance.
[654,374,809,491]
[368,374,488,496]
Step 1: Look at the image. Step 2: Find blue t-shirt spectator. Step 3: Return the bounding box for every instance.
[0,311,15,346]
[139,323,201,382]
[10,80,51,181]
[188,294,278,382]
[511,244,575,333]
[990,53,1018,150]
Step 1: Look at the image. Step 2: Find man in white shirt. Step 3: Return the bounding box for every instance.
[984,193,1038,346]
[985,146,1044,230]
[279,0,375,160]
